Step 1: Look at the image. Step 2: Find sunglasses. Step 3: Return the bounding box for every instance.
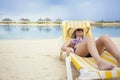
[76,29,83,31]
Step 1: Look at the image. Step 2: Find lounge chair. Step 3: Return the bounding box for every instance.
[60,20,120,80]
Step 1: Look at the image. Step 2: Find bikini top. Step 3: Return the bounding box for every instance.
[72,37,86,47]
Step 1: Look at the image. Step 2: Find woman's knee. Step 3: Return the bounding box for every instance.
[100,34,110,41]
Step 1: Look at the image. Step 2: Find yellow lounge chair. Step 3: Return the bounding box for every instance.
[60,20,120,80]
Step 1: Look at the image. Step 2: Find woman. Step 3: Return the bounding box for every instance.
[61,28,120,70]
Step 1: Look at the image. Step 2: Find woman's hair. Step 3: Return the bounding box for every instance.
[71,28,84,38]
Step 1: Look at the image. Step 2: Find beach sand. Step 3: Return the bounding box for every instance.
[0,38,120,80]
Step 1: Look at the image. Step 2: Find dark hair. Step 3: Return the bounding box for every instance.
[71,28,84,38]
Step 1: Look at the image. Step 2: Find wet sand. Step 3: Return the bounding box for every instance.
[0,38,120,80]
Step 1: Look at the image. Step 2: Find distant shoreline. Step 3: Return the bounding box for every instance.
[91,22,120,26]
[1,22,120,26]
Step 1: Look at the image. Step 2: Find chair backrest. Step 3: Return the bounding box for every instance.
[62,20,92,42]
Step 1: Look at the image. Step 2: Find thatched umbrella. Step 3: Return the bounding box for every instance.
[19,18,30,24]
[37,18,44,24]
[56,18,62,22]
[19,18,30,22]
[2,18,13,22]
[54,18,62,24]
[44,18,51,22]
[43,18,51,24]
[37,18,43,22]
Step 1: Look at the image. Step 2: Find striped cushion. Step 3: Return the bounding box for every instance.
[71,52,120,79]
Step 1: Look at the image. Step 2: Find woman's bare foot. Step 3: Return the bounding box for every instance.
[97,59,114,70]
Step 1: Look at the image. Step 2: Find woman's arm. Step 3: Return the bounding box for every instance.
[61,39,74,55]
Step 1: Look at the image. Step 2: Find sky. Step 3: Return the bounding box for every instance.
[0,0,120,21]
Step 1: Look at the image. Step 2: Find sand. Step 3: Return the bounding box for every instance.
[0,38,120,80]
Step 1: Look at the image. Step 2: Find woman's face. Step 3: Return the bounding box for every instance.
[75,29,84,37]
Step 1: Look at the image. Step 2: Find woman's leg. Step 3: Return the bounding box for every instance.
[86,35,114,70]
[75,36,114,70]
[96,34,120,67]
[74,40,89,57]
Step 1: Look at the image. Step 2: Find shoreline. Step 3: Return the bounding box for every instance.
[1,22,120,26]
[91,22,120,26]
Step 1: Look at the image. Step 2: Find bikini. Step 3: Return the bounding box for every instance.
[72,38,92,57]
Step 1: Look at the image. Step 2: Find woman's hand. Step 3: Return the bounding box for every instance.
[66,47,74,56]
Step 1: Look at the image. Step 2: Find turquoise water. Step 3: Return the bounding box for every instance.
[92,26,120,37]
[0,25,120,40]
[0,25,62,40]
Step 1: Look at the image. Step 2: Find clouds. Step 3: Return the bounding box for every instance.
[79,1,93,7]
[26,2,40,9]
[0,0,120,21]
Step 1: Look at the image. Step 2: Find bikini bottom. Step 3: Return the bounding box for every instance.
[74,48,92,57]
[85,53,92,57]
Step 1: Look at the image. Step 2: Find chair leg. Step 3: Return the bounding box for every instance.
[66,56,73,80]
